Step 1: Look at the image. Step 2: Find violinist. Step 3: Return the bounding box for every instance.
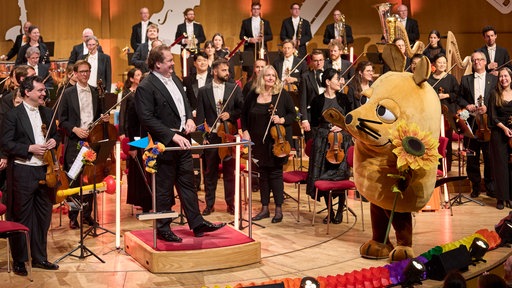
[306,68,353,224]
[241,65,296,223]
[426,53,459,172]
[242,58,266,99]
[130,24,160,73]
[488,68,512,210]
[325,41,354,82]
[272,39,306,89]
[195,58,243,215]
[347,61,373,110]
[457,51,497,199]
[15,25,49,66]
[58,60,109,229]
[1,75,60,275]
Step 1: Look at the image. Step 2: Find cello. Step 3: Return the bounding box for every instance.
[82,80,118,184]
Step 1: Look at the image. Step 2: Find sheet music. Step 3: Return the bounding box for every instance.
[67,146,88,180]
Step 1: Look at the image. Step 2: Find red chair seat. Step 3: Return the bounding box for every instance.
[0,204,6,216]
[314,179,355,191]
[219,163,246,171]
[437,169,443,177]
[0,221,29,235]
[283,171,308,183]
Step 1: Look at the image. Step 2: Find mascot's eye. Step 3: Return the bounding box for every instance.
[360,96,369,105]
[376,105,397,122]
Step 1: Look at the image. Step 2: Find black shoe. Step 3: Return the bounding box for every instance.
[486,192,496,198]
[497,200,505,210]
[13,262,27,276]
[332,209,343,224]
[202,206,215,216]
[32,260,59,270]
[271,214,283,223]
[227,206,235,215]
[69,219,79,229]
[193,221,226,237]
[252,210,270,221]
[84,216,98,226]
[157,231,183,243]
[323,213,335,224]
[470,189,480,198]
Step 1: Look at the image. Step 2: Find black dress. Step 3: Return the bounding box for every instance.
[488,93,512,201]
[423,46,446,62]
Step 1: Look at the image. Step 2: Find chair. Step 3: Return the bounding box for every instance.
[282,139,312,222]
[0,192,32,280]
[312,146,365,234]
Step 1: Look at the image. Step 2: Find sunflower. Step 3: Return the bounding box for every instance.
[390,120,441,172]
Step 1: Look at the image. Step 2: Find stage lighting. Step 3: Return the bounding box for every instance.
[300,276,319,288]
[469,237,489,264]
[402,258,426,287]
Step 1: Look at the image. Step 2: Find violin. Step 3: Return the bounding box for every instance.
[325,131,345,164]
[268,104,291,158]
[82,80,118,183]
[217,120,237,160]
[40,124,69,202]
[475,95,491,142]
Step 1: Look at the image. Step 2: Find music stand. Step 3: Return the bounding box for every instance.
[83,139,117,239]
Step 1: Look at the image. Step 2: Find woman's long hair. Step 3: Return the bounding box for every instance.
[254,65,282,95]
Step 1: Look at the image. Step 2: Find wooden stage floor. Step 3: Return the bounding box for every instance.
[0,171,511,287]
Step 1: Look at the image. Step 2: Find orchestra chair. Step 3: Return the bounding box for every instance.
[312,146,365,234]
[0,192,33,281]
[282,139,312,222]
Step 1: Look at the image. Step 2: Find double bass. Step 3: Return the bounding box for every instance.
[82,80,118,183]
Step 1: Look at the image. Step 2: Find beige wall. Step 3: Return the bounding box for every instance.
[0,0,510,82]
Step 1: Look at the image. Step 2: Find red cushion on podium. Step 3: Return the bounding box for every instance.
[314,180,355,191]
[283,171,308,183]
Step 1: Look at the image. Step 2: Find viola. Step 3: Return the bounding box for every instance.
[325,131,345,164]
[475,95,491,142]
[217,120,237,160]
[40,124,69,203]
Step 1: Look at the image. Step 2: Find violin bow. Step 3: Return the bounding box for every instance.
[284,54,308,80]
[338,73,356,92]
[431,62,458,88]
[262,83,285,144]
[209,76,244,130]
[87,89,135,131]
[340,51,366,79]
[494,58,512,72]
[43,76,71,142]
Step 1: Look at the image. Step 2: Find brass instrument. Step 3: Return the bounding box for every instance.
[296,18,303,48]
[256,20,266,60]
[445,31,473,82]
[185,34,197,53]
[340,14,348,54]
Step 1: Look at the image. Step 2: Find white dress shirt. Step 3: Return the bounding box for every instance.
[473,72,486,106]
[15,102,45,166]
[154,72,186,130]
[87,52,98,87]
[76,84,94,129]
[141,20,149,44]
[251,16,261,38]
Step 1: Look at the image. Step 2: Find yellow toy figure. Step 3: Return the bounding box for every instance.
[324,44,441,262]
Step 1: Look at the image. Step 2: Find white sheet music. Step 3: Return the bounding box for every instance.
[67,146,88,180]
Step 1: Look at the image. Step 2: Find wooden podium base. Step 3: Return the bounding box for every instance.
[124,226,261,273]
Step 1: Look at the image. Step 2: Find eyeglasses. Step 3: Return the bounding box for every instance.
[77,70,91,74]
[471,58,485,63]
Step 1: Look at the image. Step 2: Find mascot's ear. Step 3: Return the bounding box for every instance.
[381,44,406,72]
[413,56,431,85]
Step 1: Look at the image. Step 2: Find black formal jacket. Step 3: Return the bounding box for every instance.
[322,23,354,45]
[78,52,112,92]
[58,84,100,140]
[324,58,355,81]
[182,72,213,113]
[239,18,273,51]
[15,42,49,66]
[68,42,104,65]
[130,42,150,73]
[5,34,23,60]
[404,18,420,45]
[195,81,244,130]
[130,21,154,51]
[476,45,511,73]
[175,22,206,51]
[299,69,322,122]
[457,73,498,129]
[272,55,307,85]
[35,63,54,89]
[279,17,312,49]
[135,72,193,160]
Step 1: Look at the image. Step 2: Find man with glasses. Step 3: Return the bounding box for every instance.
[457,51,497,200]
[175,8,206,53]
[280,2,312,57]
[299,49,325,140]
[58,60,109,229]
[80,36,111,92]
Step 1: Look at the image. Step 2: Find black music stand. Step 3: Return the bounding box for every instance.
[55,175,105,264]
[83,139,117,239]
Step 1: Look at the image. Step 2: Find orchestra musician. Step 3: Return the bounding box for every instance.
[395,4,420,46]
[409,53,423,73]
[195,58,244,215]
[324,41,354,82]
[58,60,109,229]
[299,49,326,140]
[280,3,312,58]
[182,52,213,119]
[242,58,266,99]
[130,23,160,73]
[476,26,511,76]
[211,33,235,81]
[130,7,153,51]
[0,21,32,61]
[305,68,354,224]
[241,65,296,223]
[15,25,48,66]
[488,67,512,210]
[79,36,112,92]
[25,46,53,90]
[426,53,459,172]
[134,45,225,242]
[422,30,445,63]
[68,28,103,66]
[239,2,273,79]
[457,51,497,199]
[175,8,206,52]
[382,38,410,74]
[322,10,354,46]
[347,61,373,110]
[272,39,306,89]
[1,75,60,275]
[55,64,77,98]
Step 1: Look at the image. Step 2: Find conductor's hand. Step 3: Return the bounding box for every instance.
[29,144,47,156]
[72,127,89,139]
[173,133,191,149]
[184,119,196,134]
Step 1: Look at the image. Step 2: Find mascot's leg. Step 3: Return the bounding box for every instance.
[389,211,414,262]
[359,203,394,259]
